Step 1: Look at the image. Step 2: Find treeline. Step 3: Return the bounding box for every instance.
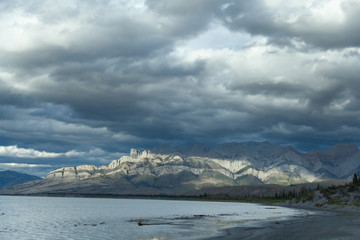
[273,185,319,201]
[195,186,320,202]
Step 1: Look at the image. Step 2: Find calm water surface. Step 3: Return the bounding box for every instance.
[0,196,309,239]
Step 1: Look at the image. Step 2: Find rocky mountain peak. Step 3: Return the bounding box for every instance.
[307,143,359,164]
[3,141,360,196]
[327,143,359,155]
[130,148,153,159]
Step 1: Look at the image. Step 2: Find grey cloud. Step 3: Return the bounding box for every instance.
[0,0,360,177]
[2,26,171,70]
[217,0,360,49]
[35,48,360,151]
[0,87,33,108]
[232,82,310,99]
[0,1,179,74]
[146,0,220,37]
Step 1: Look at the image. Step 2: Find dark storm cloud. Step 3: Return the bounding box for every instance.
[0,86,33,107]
[1,22,172,70]
[233,82,310,99]
[1,0,360,176]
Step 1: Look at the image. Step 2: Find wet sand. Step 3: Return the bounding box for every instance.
[209,207,360,240]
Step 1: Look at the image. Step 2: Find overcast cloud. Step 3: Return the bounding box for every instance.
[1,0,360,176]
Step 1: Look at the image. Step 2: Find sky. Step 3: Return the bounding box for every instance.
[1,0,360,176]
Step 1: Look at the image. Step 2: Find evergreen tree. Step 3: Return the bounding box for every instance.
[353,173,358,186]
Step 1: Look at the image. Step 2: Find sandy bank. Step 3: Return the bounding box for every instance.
[209,207,360,240]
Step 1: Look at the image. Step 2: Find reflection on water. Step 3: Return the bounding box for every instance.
[0,196,309,239]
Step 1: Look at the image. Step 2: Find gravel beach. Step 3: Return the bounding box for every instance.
[209,207,360,240]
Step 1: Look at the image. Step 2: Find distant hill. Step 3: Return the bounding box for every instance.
[0,170,41,189]
[0,141,359,196]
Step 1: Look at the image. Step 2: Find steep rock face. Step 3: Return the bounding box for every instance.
[42,142,360,186]
[130,148,153,159]
[45,165,98,181]
[3,142,359,195]
[41,143,318,187]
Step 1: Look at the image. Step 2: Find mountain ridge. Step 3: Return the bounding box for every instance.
[0,170,41,189]
[1,141,359,196]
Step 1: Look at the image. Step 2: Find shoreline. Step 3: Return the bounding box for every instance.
[208,205,360,240]
[0,193,285,204]
[2,194,360,239]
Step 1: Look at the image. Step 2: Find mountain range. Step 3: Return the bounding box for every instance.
[1,141,359,196]
[0,170,41,189]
